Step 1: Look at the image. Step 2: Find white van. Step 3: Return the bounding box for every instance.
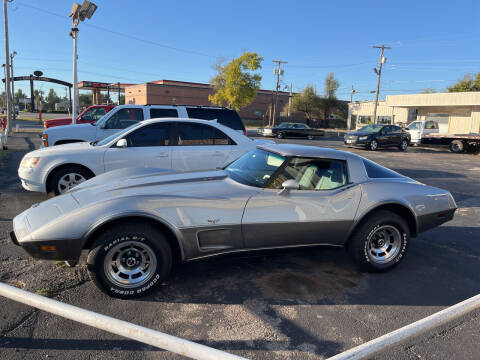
[405,120,439,144]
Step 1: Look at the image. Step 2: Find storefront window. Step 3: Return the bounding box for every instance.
[357,116,372,125]
[377,116,392,124]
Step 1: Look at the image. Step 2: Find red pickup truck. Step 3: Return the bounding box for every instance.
[43,104,116,129]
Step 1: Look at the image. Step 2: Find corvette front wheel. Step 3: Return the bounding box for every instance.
[87,222,172,298]
[347,210,409,272]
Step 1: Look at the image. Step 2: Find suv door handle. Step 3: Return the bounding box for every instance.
[157,152,169,158]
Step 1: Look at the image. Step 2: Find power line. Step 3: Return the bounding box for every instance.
[16,2,221,59]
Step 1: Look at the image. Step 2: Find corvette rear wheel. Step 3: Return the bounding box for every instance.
[87,222,172,298]
[347,210,409,272]
[369,139,378,151]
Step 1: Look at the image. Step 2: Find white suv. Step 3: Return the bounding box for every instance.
[42,105,246,147]
[20,118,270,195]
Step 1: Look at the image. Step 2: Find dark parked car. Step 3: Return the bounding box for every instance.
[272,123,325,139]
[344,124,411,151]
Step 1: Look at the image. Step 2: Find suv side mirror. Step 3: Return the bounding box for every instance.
[115,139,127,148]
[278,179,299,195]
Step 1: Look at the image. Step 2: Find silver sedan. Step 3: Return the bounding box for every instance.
[11,144,456,298]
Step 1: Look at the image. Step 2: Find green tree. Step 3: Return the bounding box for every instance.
[321,72,340,127]
[34,89,45,111]
[290,85,321,126]
[209,52,263,110]
[447,73,480,92]
[14,89,25,105]
[45,88,60,111]
[422,88,437,94]
[78,93,92,108]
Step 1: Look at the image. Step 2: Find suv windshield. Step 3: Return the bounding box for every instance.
[95,122,142,146]
[358,124,384,133]
[225,148,285,187]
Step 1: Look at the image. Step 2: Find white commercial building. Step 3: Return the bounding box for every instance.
[348,92,480,134]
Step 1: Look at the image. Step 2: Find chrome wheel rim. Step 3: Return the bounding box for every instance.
[58,173,86,193]
[366,225,402,264]
[370,140,377,150]
[104,240,157,289]
[401,140,408,150]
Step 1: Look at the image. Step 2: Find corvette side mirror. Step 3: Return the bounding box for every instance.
[278,179,299,195]
[116,139,127,148]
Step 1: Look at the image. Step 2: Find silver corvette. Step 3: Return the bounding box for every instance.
[11,144,456,298]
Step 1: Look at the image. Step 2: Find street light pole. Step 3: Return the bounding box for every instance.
[10,50,16,121]
[70,27,79,124]
[3,0,12,142]
[69,0,97,125]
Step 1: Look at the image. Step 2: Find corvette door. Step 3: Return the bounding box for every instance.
[242,157,362,248]
[171,123,232,171]
[103,123,173,172]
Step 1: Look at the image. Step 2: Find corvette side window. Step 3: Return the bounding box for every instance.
[269,158,348,191]
[363,159,403,178]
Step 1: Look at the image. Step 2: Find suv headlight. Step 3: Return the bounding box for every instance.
[20,157,40,168]
[359,136,369,140]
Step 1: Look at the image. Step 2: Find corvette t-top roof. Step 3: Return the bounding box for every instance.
[257,143,356,160]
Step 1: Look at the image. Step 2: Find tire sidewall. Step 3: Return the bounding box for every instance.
[50,166,92,195]
[88,228,171,298]
[362,221,408,270]
[370,139,378,151]
[399,139,408,151]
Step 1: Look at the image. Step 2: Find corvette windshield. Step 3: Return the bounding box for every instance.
[95,122,141,146]
[225,148,285,187]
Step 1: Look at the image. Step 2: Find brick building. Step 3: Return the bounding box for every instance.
[125,80,291,120]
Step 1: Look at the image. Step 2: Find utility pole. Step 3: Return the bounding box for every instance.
[10,50,16,121]
[287,82,293,120]
[348,85,356,130]
[271,59,287,127]
[3,0,12,143]
[372,45,391,124]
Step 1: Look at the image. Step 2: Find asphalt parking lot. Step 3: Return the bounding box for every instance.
[1,133,479,359]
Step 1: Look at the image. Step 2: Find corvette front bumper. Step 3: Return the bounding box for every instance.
[10,231,82,261]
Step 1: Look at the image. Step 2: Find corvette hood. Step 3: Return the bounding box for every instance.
[69,168,230,205]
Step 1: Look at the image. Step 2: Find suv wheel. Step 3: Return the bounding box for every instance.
[49,165,93,195]
[87,222,172,299]
[347,210,409,272]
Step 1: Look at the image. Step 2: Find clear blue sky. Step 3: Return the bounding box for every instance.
[3,0,480,102]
